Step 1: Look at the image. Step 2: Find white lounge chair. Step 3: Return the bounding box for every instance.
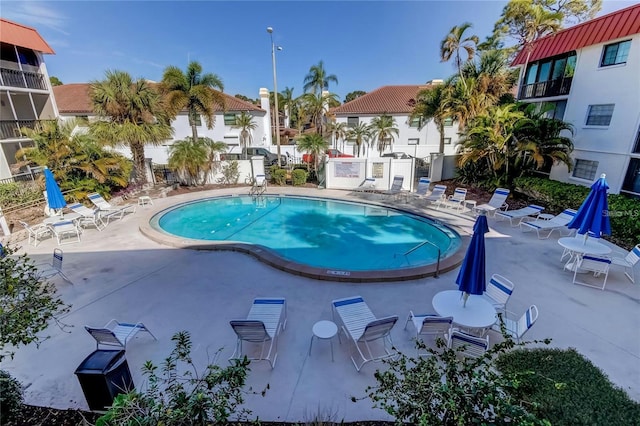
[404,311,453,356]
[449,330,489,359]
[332,296,398,371]
[85,319,157,350]
[519,209,577,239]
[611,244,640,283]
[19,220,51,246]
[437,187,467,211]
[69,203,106,231]
[379,175,406,201]
[88,192,136,223]
[474,188,510,216]
[483,274,514,315]
[495,204,545,226]
[249,174,268,196]
[573,255,611,290]
[49,221,81,245]
[494,305,538,343]
[229,297,287,369]
[36,248,73,284]
[407,177,431,201]
[423,184,447,204]
[352,177,377,194]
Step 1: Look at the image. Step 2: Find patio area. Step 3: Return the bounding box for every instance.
[2,186,639,422]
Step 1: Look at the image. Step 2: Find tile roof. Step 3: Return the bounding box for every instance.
[330,85,432,115]
[512,3,640,65]
[53,83,264,114]
[0,18,55,54]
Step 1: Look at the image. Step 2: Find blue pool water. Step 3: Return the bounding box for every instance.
[153,195,461,271]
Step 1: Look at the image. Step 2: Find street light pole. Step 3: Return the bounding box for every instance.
[267,26,282,166]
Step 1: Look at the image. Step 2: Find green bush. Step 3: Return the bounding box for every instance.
[217,160,240,185]
[0,182,42,209]
[496,348,640,426]
[272,169,287,185]
[291,169,308,186]
[514,176,640,249]
[0,369,24,422]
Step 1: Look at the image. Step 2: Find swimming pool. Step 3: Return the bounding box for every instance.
[147,195,463,281]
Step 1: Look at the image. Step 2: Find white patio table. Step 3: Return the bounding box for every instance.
[432,290,497,329]
[558,237,612,272]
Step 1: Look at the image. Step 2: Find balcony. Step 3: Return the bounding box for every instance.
[518,77,573,100]
[0,67,47,90]
[0,120,40,140]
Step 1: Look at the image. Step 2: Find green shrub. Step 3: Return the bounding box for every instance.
[217,160,240,185]
[0,369,24,422]
[0,182,42,209]
[514,176,640,249]
[291,169,308,186]
[272,169,287,185]
[496,348,640,426]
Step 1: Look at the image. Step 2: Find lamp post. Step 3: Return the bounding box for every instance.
[267,26,282,166]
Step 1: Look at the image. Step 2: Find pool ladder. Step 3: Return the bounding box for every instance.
[401,240,441,278]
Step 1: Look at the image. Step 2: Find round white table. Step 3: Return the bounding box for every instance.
[309,320,338,361]
[558,237,612,272]
[432,290,497,329]
[43,213,81,225]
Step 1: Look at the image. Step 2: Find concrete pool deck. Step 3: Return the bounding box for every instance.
[1,186,639,422]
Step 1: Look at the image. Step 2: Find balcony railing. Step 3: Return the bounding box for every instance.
[0,120,40,140]
[0,67,47,90]
[519,77,573,100]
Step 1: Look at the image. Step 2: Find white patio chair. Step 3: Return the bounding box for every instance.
[483,274,514,315]
[19,220,51,246]
[249,174,268,196]
[474,188,510,216]
[352,177,377,194]
[519,209,577,239]
[573,255,612,290]
[88,192,136,223]
[332,296,398,371]
[407,177,431,201]
[229,297,287,369]
[437,187,467,211]
[423,184,447,204]
[493,305,539,343]
[36,248,73,284]
[611,244,639,284]
[69,203,107,231]
[49,221,81,245]
[85,319,157,350]
[404,311,453,356]
[495,204,545,226]
[449,330,489,359]
[379,175,406,201]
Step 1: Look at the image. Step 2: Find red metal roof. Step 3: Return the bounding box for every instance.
[53,83,265,114]
[512,3,640,65]
[331,85,433,115]
[0,18,55,54]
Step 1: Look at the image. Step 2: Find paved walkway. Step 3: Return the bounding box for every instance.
[2,186,639,422]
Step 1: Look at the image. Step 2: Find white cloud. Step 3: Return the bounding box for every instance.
[3,1,70,36]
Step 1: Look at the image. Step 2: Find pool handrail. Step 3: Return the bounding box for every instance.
[403,240,441,278]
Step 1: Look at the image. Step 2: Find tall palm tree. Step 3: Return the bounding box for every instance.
[347,122,371,157]
[325,120,348,150]
[296,133,329,173]
[90,70,172,183]
[160,61,225,142]
[303,60,338,95]
[461,49,519,103]
[232,112,257,158]
[411,84,451,153]
[369,114,399,156]
[280,86,296,128]
[440,22,479,86]
[168,137,208,186]
[300,92,339,136]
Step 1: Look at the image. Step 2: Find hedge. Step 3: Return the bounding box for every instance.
[514,177,640,250]
[496,348,640,426]
[291,169,308,186]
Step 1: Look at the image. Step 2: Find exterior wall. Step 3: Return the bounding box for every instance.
[325,157,414,191]
[334,114,461,159]
[521,33,640,194]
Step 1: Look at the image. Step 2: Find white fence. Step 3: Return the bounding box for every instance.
[325,157,416,191]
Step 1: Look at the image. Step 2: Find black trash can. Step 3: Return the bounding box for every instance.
[74,349,134,411]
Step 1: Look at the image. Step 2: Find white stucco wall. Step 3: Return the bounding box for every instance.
[549,33,640,193]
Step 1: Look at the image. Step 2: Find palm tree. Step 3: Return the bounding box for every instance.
[440,22,479,85]
[296,133,329,173]
[232,112,257,158]
[461,49,519,104]
[280,87,296,128]
[303,60,338,95]
[300,92,339,136]
[90,70,172,184]
[369,115,399,156]
[411,84,450,153]
[160,61,225,142]
[347,122,371,157]
[325,120,348,150]
[168,137,208,186]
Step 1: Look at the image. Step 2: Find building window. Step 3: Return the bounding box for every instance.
[224,114,237,126]
[444,137,452,145]
[601,40,631,67]
[408,138,419,145]
[586,104,614,126]
[621,158,640,195]
[573,159,599,180]
[541,100,567,120]
[347,117,359,127]
[409,117,421,127]
[443,117,453,127]
[633,126,640,154]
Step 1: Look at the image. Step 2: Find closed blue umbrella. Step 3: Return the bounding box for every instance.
[456,213,489,307]
[44,167,66,213]
[567,173,611,241]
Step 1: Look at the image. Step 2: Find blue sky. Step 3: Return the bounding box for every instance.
[2,0,635,102]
